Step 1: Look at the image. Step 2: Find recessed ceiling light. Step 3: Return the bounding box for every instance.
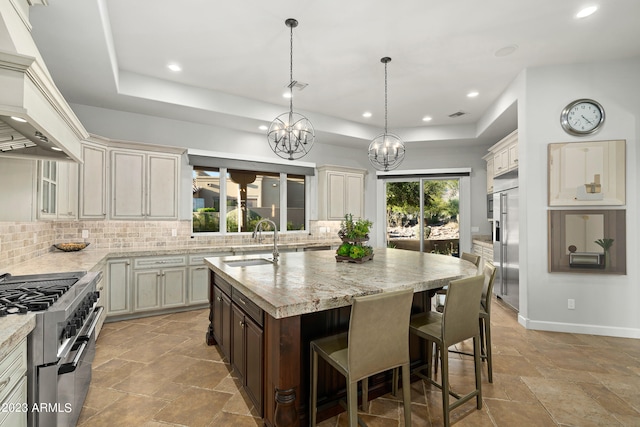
[362,112,372,118]
[467,91,479,98]
[51,146,63,151]
[494,44,518,57]
[167,63,182,72]
[258,125,268,131]
[422,116,433,122]
[10,116,27,122]
[283,92,292,99]
[576,6,598,18]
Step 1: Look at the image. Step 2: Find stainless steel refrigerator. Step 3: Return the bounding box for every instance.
[492,176,519,311]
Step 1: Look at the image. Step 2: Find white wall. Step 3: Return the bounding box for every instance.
[517,58,639,337]
[71,103,494,241]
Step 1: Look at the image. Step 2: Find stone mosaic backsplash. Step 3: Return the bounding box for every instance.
[0,220,342,269]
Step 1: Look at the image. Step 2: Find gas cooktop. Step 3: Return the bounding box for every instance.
[0,271,85,316]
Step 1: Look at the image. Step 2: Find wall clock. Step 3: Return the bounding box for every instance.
[560,99,605,136]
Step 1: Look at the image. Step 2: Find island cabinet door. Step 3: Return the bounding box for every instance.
[244,316,263,415]
[212,286,231,361]
[231,304,246,379]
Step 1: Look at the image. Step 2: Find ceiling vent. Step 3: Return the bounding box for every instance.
[448,111,467,118]
[287,80,308,91]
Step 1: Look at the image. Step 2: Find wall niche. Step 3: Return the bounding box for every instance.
[548,209,626,274]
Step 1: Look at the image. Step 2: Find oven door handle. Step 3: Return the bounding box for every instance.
[58,338,88,375]
[84,306,104,339]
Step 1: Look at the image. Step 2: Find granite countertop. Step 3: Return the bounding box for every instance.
[3,241,339,276]
[472,236,493,248]
[205,248,478,319]
[0,240,337,352]
[0,314,35,360]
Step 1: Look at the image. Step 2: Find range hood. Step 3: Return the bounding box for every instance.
[0,0,88,162]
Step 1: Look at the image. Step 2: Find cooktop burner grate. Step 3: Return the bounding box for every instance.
[0,278,78,316]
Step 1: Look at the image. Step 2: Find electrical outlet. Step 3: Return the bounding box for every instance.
[471,226,479,232]
[568,299,575,310]
[82,229,89,239]
[33,233,37,244]
[171,229,177,237]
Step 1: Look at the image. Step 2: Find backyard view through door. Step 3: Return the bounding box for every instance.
[386,179,460,255]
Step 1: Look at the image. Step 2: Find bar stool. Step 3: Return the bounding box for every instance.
[447,262,497,381]
[310,288,414,427]
[435,252,480,312]
[410,275,484,427]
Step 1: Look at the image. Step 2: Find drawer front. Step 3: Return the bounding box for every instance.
[0,338,26,405]
[232,288,263,327]
[134,256,186,269]
[189,253,232,265]
[0,376,27,426]
[214,274,232,297]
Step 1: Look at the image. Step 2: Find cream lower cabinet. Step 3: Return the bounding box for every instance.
[134,268,187,312]
[0,338,27,427]
[133,256,187,312]
[106,258,132,316]
[317,165,366,220]
[187,253,231,306]
[473,242,494,272]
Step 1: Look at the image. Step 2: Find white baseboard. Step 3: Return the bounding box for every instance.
[519,315,640,339]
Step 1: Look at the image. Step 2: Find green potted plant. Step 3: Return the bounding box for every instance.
[336,214,374,263]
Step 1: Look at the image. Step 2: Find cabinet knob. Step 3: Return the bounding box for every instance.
[239,321,245,327]
[216,296,222,302]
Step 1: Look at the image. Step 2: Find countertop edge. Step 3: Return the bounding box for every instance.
[0,314,36,360]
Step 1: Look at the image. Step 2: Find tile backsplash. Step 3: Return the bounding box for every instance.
[0,220,342,269]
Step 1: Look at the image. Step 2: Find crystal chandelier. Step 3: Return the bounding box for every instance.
[267,18,314,160]
[368,57,405,171]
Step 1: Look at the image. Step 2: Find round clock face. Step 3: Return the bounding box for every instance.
[560,99,605,136]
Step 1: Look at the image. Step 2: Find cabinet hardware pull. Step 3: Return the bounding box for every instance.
[216,296,222,301]
[0,377,10,391]
[238,298,246,305]
[239,321,245,327]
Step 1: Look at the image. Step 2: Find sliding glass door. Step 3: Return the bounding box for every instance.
[386,178,460,255]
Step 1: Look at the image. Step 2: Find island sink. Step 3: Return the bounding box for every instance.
[223,257,275,267]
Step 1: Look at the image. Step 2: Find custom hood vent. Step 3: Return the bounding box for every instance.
[0,0,88,161]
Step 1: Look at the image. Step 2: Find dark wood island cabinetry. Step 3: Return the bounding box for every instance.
[205,249,477,427]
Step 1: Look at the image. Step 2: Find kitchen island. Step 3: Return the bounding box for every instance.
[204,248,477,427]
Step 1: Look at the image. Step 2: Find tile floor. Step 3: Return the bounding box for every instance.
[79,297,640,426]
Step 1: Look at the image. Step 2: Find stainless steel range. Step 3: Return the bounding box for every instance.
[0,271,103,427]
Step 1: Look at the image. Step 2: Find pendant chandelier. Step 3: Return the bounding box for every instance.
[267,18,315,160]
[368,57,405,171]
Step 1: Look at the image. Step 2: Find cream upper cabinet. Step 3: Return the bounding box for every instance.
[110,149,179,219]
[483,153,494,194]
[38,160,78,219]
[79,141,108,219]
[317,166,366,220]
[489,130,518,178]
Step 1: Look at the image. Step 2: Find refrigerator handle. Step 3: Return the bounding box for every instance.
[500,193,507,295]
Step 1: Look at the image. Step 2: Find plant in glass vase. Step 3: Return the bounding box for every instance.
[594,238,614,268]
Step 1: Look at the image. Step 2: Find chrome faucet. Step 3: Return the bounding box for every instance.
[252,219,279,263]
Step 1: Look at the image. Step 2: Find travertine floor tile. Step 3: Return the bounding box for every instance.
[80,302,640,426]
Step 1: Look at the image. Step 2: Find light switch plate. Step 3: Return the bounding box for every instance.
[82,230,89,239]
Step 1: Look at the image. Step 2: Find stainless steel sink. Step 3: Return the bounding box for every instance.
[224,258,275,267]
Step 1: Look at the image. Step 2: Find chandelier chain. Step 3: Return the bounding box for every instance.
[384,60,388,134]
[289,22,294,113]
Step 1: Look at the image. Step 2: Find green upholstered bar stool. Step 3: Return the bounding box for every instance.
[435,252,480,312]
[310,288,414,427]
[410,275,484,427]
